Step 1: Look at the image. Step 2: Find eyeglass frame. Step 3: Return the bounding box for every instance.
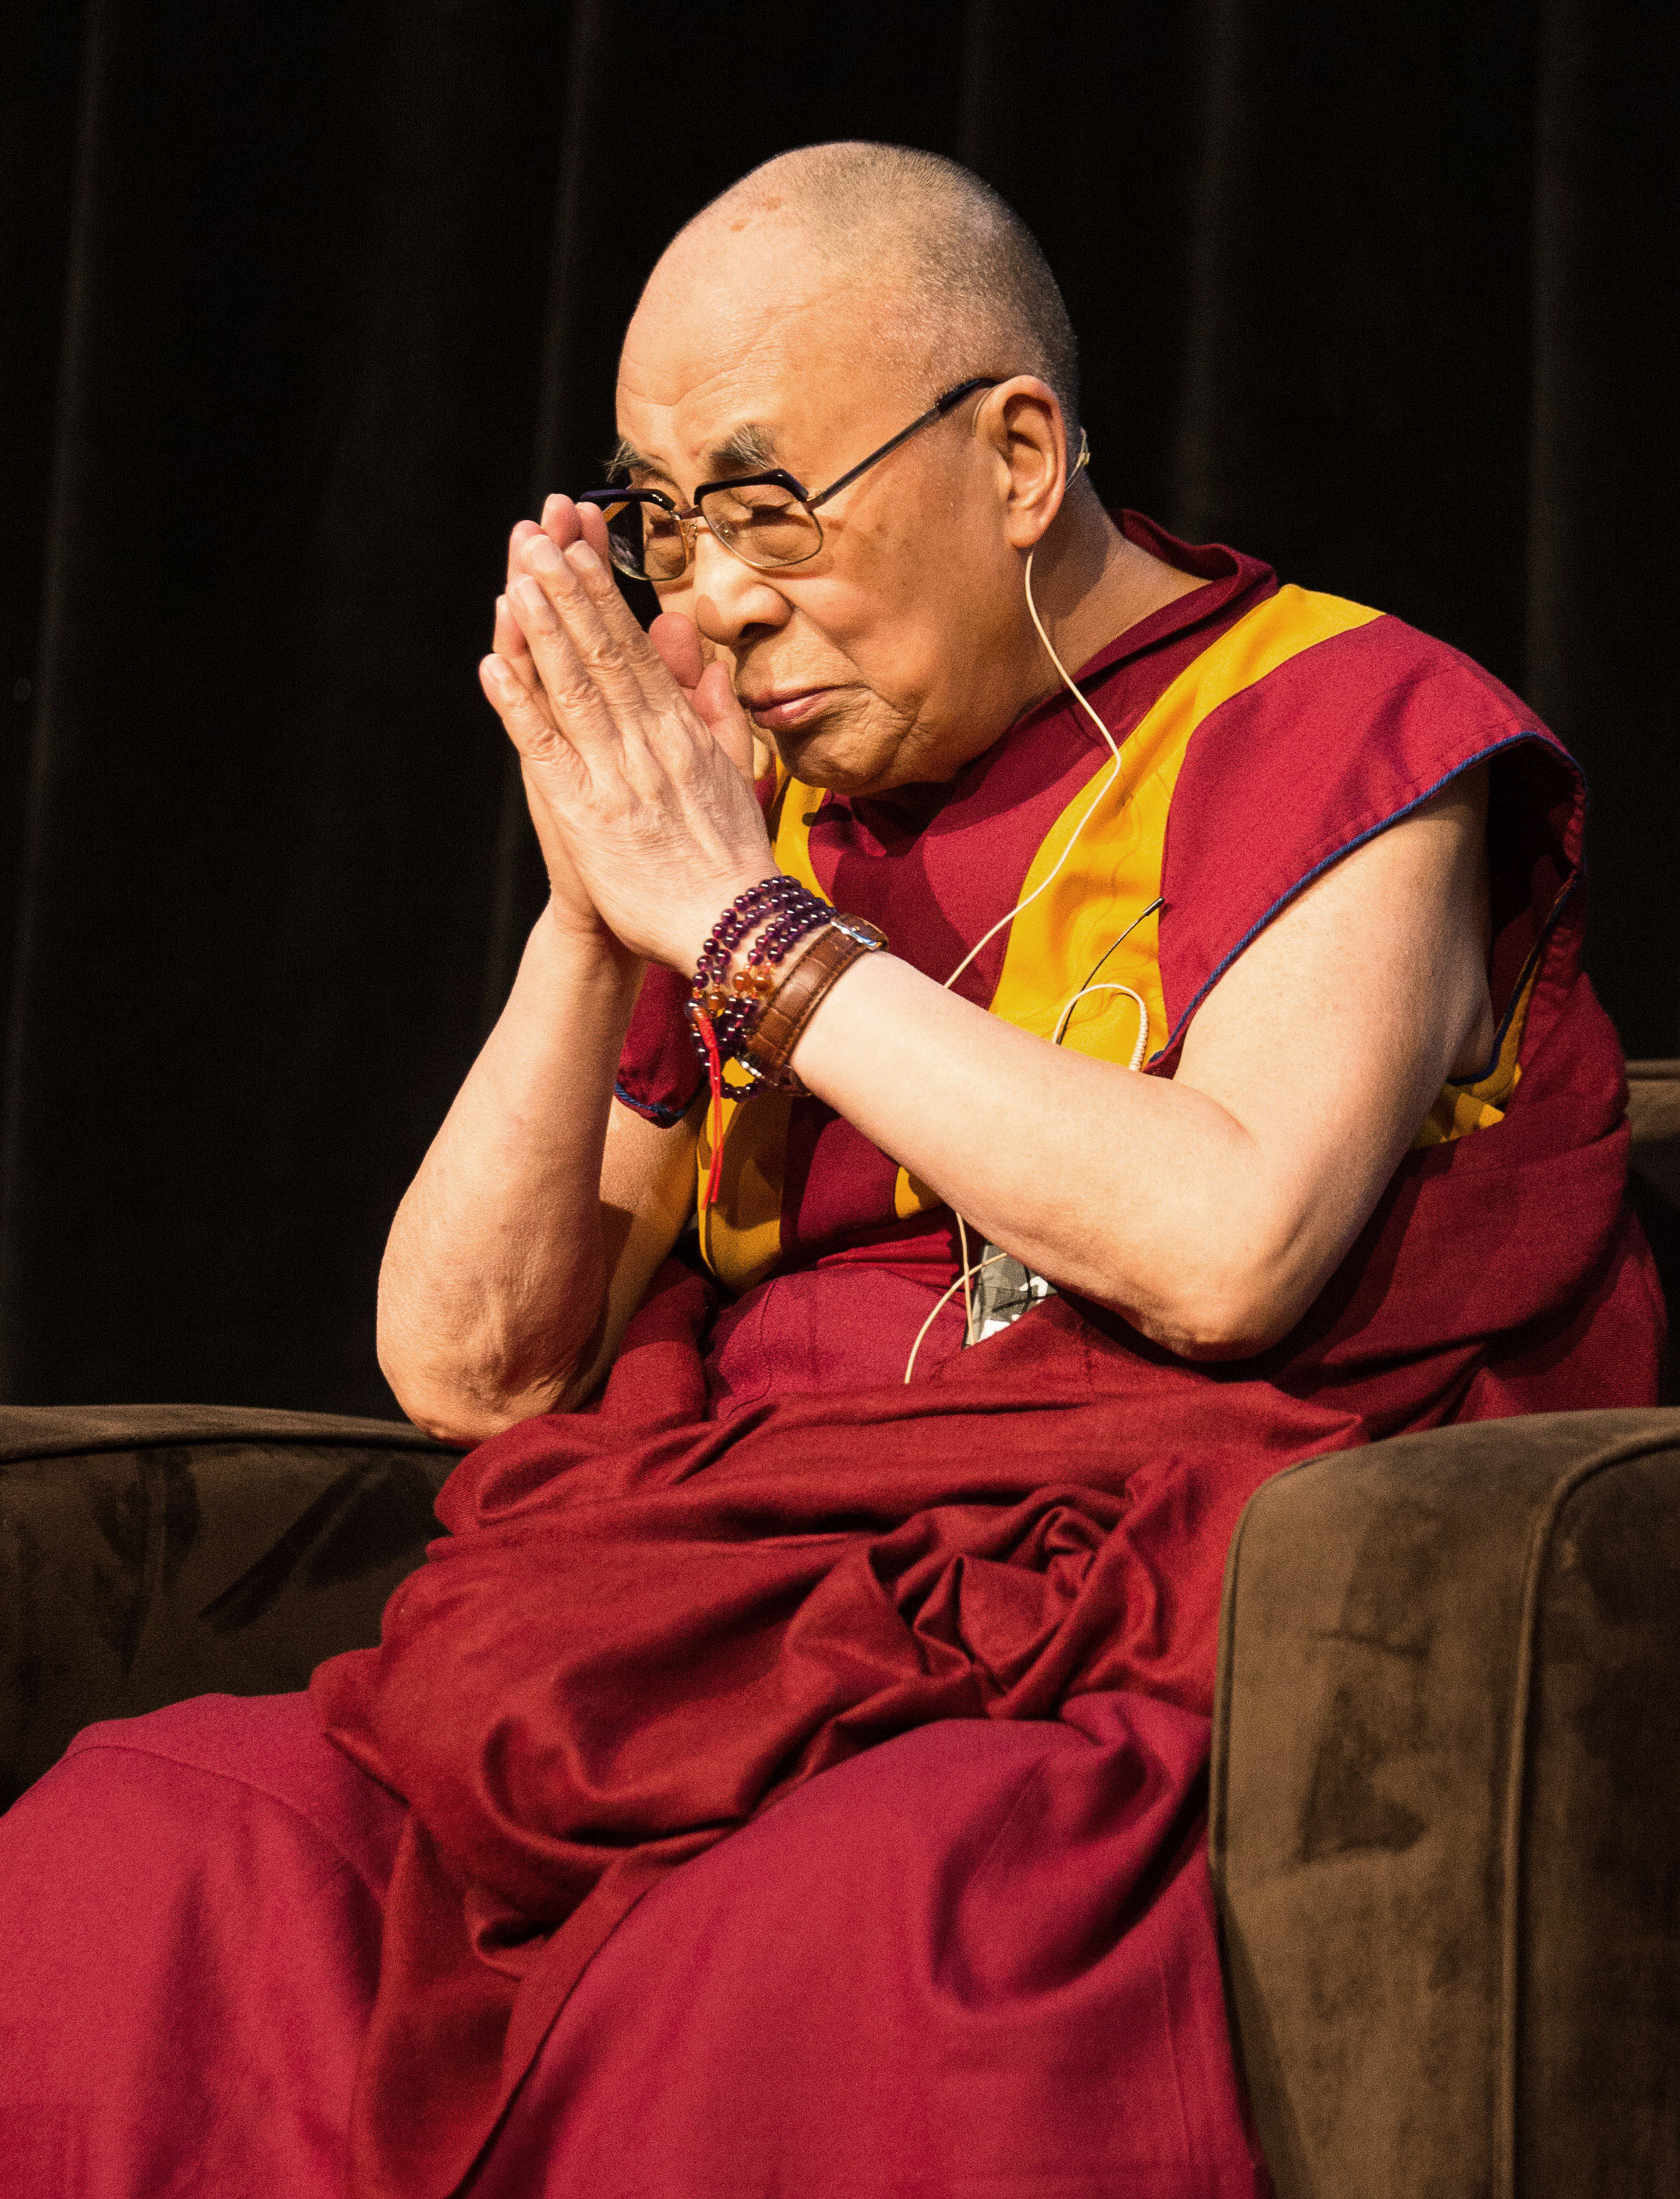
[576,374,1013,585]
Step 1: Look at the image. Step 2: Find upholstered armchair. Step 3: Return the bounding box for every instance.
[3,1066,1676,2198]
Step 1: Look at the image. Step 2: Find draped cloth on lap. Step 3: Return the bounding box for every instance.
[470,1692,1253,2199]
[314,1277,1308,2198]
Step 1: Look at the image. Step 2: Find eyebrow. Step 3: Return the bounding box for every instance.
[608,421,783,492]
[703,422,780,477]
[608,437,674,487]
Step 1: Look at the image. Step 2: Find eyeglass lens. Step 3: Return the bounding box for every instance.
[696,483,821,571]
[602,501,688,583]
[600,485,823,583]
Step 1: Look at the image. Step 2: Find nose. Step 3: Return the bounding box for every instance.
[690,526,792,650]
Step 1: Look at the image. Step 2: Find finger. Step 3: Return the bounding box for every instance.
[649,610,706,694]
[478,653,585,781]
[506,519,543,598]
[539,494,612,567]
[539,493,584,551]
[691,659,757,781]
[577,500,611,563]
[501,525,545,675]
[562,540,706,729]
[503,578,628,775]
[493,595,546,700]
[523,536,687,723]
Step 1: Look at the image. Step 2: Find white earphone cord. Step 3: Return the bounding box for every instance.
[923,542,1152,1376]
[940,548,1123,993]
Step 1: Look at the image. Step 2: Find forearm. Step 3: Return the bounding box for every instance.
[786,784,1491,1357]
[789,953,1283,1352]
[377,906,644,1435]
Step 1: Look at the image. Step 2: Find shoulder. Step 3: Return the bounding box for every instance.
[1170,589,1559,845]
[1154,591,1580,1069]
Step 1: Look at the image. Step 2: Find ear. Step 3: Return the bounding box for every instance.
[978,377,1069,554]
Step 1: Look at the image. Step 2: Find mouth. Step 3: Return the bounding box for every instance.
[740,685,844,734]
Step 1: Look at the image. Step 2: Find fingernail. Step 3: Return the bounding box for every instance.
[542,493,564,521]
[513,574,548,612]
[526,536,560,571]
[567,541,600,574]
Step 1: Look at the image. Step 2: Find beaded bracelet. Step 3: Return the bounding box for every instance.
[687,877,888,1237]
[687,874,833,1081]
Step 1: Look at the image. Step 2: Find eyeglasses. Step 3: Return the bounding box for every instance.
[577,376,1005,585]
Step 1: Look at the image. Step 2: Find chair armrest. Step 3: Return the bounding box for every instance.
[0,1403,461,1807]
[1211,1406,1680,2199]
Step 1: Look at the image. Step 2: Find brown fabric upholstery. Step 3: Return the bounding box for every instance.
[1211,1406,1680,2199]
[0,1403,459,1808]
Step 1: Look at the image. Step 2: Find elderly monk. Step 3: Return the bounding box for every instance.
[0,144,1663,2199]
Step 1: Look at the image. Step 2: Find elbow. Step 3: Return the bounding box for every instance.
[376,1333,583,1450]
[1167,1306,1295,1363]
[379,1368,576,1450]
[374,1261,606,1447]
[1109,1249,1309,1364]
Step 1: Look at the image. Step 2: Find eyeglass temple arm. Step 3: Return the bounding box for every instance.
[804,377,1003,513]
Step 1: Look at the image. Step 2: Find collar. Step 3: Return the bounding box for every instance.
[1005,511,1275,740]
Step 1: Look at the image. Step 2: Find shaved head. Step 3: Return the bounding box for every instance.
[629,142,1080,466]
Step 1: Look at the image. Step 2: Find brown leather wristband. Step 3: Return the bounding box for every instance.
[742,916,887,1094]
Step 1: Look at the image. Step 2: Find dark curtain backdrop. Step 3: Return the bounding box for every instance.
[3,1,1676,1416]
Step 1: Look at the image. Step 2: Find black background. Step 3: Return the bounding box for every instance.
[3,0,1676,1417]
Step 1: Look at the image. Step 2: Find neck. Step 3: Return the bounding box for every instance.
[1027,488,1206,689]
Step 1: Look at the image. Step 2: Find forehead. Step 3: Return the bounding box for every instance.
[616,216,917,478]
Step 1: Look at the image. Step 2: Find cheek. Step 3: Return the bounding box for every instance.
[786,499,1017,752]
[794,583,937,723]
[792,528,947,680]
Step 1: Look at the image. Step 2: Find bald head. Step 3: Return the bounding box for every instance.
[641,143,1080,457]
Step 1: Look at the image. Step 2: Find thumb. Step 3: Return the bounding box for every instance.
[648,609,707,694]
[692,660,757,780]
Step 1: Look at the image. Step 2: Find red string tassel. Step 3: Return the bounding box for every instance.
[695,1010,726,1223]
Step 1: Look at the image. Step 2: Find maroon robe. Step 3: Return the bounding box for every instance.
[0,520,1659,2199]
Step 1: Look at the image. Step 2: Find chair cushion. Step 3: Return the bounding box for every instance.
[1211,1406,1680,2199]
[0,1404,459,1807]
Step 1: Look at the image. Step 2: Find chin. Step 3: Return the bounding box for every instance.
[766,714,894,798]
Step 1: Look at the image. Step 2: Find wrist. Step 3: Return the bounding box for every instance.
[530,897,644,993]
[737,914,888,1094]
[673,868,789,975]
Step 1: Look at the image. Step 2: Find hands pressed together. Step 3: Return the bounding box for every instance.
[481,498,778,973]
